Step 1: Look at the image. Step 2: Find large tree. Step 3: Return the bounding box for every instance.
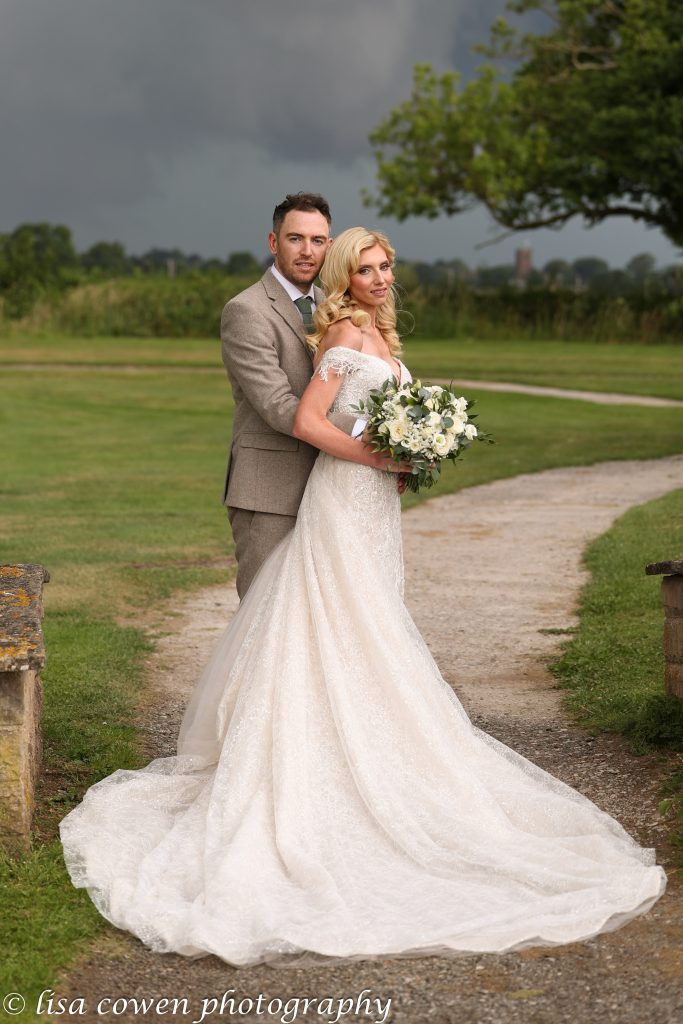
[366,0,683,245]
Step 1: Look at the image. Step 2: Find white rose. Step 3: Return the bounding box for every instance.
[464,423,478,440]
[388,418,408,443]
[431,433,451,457]
[426,411,441,427]
[447,415,466,435]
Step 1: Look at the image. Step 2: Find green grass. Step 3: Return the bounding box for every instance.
[0,844,104,1021]
[1,368,234,618]
[0,613,150,1022]
[549,489,683,865]
[407,337,683,401]
[1,342,682,1011]
[0,332,221,367]
[550,489,683,748]
[2,333,683,399]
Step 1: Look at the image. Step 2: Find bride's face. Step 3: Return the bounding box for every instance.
[347,244,394,311]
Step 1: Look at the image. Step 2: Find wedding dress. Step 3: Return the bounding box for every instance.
[59,346,667,968]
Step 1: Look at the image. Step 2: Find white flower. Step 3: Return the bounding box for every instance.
[431,433,451,457]
[464,423,478,440]
[447,415,466,435]
[454,397,468,415]
[388,418,408,443]
[426,411,441,427]
[407,436,423,452]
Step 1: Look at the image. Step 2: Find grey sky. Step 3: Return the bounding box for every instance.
[1,0,679,270]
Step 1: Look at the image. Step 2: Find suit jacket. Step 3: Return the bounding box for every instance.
[220,267,356,515]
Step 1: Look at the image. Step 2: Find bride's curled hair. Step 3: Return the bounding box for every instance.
[307,227,401,356]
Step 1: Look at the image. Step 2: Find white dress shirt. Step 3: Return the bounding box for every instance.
[269,262,317,308]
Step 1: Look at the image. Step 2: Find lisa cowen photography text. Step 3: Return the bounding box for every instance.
[353,378,492,492]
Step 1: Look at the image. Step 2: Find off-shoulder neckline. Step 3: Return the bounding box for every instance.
[316,344,405,384]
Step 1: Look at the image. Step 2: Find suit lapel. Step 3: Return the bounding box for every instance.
[261,268,313,357]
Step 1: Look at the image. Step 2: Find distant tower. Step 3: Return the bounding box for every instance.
[515,239,533,282]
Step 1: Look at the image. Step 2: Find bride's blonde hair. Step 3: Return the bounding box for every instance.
[306,227,401,356]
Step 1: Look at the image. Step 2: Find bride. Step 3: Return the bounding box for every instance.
[59,227,667,969]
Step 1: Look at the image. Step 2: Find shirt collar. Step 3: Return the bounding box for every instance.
[269,262,317,305]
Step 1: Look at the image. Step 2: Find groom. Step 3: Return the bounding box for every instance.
[220,192,357,599]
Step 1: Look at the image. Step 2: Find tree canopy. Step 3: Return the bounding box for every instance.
[365,0,683,245]
[0,222,79,315]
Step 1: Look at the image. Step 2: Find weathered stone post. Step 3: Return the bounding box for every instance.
[645,559,683,700]
[0,563,50,852]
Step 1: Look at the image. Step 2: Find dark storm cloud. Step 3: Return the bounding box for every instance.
[5,0,669,266]
[0,0,499,222]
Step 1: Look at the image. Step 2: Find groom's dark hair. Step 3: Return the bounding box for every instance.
[273,192,331,233]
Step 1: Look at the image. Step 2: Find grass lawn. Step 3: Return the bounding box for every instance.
[1,340,682,1009]
[551,488,683,748]
[408,337,683,401]
[550,488,683,863]
[2,332,683,399]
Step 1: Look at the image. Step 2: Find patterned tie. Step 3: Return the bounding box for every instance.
[294,295,314,332]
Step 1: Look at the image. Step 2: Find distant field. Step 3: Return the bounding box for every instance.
[2,333,683,399]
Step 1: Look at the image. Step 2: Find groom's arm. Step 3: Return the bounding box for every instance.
[221,300,302,436]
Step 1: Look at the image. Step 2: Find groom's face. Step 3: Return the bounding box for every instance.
[268,210,331,291]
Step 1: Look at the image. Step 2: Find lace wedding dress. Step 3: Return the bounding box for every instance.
[59,346,667,968]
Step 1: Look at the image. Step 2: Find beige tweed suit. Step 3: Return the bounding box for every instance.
[220,266,355,597]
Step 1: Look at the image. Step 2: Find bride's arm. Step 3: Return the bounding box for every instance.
[294,374,395,470]
[293,334,403,471]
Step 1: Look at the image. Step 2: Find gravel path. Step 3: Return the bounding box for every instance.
[433,378,683,408]
[53,456,683,1024]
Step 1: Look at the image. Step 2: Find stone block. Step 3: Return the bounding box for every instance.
[664,618,683,663]
[665,662,683,701]
[0,564,49,852]
[0,670,43,850]
[661,574,683,613]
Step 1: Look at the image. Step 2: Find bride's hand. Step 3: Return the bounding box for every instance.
[371,450,412,474]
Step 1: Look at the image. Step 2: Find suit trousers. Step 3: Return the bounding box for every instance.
[227,505,297,599]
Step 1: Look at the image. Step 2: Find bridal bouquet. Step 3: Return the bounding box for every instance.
[352,378,492,493]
